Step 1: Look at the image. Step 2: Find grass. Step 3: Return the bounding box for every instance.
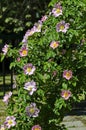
[0,75,13,125]
[0,75,11,85]
[0,74,13,97]
[0,99,7,125]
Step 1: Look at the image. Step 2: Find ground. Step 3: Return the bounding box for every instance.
[62,101,86,130]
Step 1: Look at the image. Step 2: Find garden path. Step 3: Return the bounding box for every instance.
[62,101,86,130]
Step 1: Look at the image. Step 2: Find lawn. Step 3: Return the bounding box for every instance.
[0,75,11,85]
[0,75,13,125]
[0,74,13,97]
[0,99,7,125]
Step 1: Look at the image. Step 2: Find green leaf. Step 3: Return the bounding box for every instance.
[72,82,76,87]
[1,54,5,62]
[48,0,59,7]
[46,50,56,59]
[62,83,68,89]
[10,62,16,69]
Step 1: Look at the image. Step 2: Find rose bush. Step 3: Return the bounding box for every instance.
[1,0,86,130]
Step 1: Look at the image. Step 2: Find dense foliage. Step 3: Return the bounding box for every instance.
[0,0,50,47]
[1,0,86,130]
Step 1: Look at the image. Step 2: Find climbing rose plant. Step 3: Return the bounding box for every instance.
[1,0,86,129]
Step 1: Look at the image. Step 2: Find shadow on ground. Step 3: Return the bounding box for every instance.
[68,101,86,116]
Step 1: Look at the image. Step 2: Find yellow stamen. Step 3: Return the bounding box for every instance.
[27,68,32,73]
[64,92,69,98]
[52,42,58,48]
[66,72,71,78]
[27,86,32,91]
[22,50,27,55]
[56,9,61,13]
[34,128,40,130]
[29,108,35,114]
[60,25,65,30]
[8,120,13,125]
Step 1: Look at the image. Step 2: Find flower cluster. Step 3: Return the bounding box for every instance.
[22,20,43,44]
[21,2,71,128]
[2,2,71,129]
[61,70,72,100]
